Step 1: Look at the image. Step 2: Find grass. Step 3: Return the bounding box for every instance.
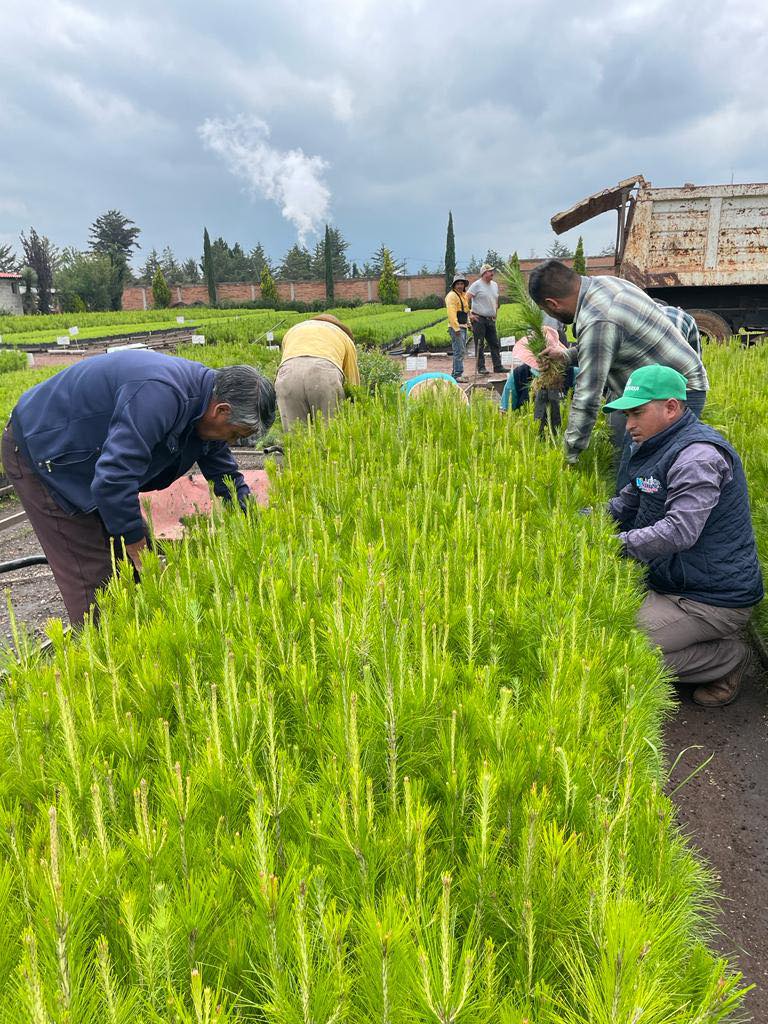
[702,339,768,639]
[0,387,747,1021]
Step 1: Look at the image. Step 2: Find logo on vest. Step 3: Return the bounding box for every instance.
[635,475,661,494]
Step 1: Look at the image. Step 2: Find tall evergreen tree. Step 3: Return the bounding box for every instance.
[483,249,505,270]
[369,244,406,276]
[466,254,482,274]
[324,224,334,302]
[20,228,57,314]
[140,248,161,284]
[160,246,181,283]
[203,228,217,306]
[351,262,360,279]
[89,210,140,310]
[180,258,201,283]
[444,211,456,293]
[311,226,350,279]
[546,237,574,259]
[0,244,18,272]
[377,248,399,304]
[278,244,314,280]
[572,236,587,274]
[249,243,272,279]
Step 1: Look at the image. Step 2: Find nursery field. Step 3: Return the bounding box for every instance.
[0,379,755,1021]
[0,305,431,348]
[702,342,768,639]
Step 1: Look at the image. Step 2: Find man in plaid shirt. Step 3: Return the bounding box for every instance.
[655,301,702,358]
[529,261,708,475]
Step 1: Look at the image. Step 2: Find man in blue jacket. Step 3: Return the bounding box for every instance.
[604,364,763,707]
[2,351,276,624]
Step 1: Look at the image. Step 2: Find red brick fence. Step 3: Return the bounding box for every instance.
[122,257,615,311]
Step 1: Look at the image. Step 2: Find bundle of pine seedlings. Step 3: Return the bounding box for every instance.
[701,339,768,641]
[0,389,748,1022]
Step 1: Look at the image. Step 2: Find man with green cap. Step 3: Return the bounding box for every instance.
[604,364,763,707]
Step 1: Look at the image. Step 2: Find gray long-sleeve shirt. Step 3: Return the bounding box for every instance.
[608,443,733,562]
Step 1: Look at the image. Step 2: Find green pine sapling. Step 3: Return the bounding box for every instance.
[502,260,565,392]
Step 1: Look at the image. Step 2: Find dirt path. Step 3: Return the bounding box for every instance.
[0,515,66,641]
[666,659,768,1022]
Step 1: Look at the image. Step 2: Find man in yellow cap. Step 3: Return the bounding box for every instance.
[275,314,360,428]
[603,364,763,707]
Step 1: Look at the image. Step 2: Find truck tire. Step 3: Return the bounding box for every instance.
[685,309,733,343]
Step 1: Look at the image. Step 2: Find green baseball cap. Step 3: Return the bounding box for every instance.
[604,364,687,411]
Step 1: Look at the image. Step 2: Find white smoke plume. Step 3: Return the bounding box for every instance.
[198,115,331,243]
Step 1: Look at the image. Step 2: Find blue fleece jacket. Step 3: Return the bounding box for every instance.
[11,351,249,543]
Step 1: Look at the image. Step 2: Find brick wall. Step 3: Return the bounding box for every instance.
[122,256,616,311]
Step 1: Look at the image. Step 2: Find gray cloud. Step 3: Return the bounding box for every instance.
[1,0,767,271]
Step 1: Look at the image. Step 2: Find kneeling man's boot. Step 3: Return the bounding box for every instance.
[692,648,752,708]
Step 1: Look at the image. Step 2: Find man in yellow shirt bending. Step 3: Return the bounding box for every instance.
[275,314,360,428]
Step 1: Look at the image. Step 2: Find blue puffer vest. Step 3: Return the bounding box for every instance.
[626,409,763,608]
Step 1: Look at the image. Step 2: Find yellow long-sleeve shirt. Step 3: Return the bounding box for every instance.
[445,289,471,331]
[280,320,361,385]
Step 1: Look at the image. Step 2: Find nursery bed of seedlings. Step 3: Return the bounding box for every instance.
[0,390,748,1022]
[701,341,768,640]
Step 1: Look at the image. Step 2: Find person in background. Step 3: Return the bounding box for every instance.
[3,352,275,624]
[444,274,471,382]
[468,264,504,376]
[655,300,702,357]
[603,364,763,707]
[529,260,708,487]
[499,327,576,413]
[542,311,569,347]
[275,314,360,429]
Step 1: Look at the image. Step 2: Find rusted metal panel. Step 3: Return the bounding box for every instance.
[619,181,768,287]
[550,175,646,234]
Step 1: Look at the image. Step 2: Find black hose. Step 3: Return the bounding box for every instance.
[0,555,48,573]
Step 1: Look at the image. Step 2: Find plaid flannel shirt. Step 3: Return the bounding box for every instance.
[656,302,702,358]
[563,276,709,462]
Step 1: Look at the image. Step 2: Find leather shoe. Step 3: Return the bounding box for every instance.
[692,648,752,707]
[477,367,490,375]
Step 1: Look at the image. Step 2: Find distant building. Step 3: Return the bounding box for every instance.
[0,272,23,315]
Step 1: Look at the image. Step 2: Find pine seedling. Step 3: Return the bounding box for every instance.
[502,259,565,393]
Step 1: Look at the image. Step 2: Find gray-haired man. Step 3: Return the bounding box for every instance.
[2,351,276,623]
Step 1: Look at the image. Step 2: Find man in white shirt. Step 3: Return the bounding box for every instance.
[467,263,503,375]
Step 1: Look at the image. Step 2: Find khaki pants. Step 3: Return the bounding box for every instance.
[638,590,753,684]
[275,356,345,429]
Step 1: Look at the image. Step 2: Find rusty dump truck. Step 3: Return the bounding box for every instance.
[551,175,768,338]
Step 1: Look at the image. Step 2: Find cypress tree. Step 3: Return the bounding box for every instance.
[260,265,279,306]
[377,249,399,304]
[151,267,171,309]
[203,227,217,306]
[324,224,334,303]
[444,211,456,293]
[573,236,587,274]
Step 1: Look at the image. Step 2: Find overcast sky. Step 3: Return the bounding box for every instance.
[2,0,767,275]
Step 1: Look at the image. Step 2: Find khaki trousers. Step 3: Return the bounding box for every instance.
[275,356,345,429]
[638,590,753,684]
